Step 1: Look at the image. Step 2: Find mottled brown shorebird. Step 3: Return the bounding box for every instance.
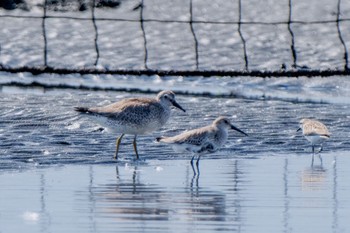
[297,118,331,165]
[75,90,185,160]
[157,116,248,174]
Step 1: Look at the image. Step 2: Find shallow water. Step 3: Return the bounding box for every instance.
[1,153,349,233]
[0,87,349,170]
[0,85,350,232]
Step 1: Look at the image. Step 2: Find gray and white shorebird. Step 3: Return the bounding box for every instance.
[75,90,186,160]
[297,118,331,164]
[156,116,248,173]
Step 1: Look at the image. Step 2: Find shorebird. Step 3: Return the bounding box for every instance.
[156,116,248,174]
[75,90,186,160]
[297,118,330,164]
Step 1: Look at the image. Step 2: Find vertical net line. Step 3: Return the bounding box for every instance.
[140,0,148,69]
[288,0,297,68]
[189,0,199,69]
[336,0,349,70]
[238,0,248,71]
[91,0,100,66]
[42,0,48,66]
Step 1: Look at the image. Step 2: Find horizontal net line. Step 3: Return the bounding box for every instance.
[1,14,350,25]
[1,65,350,78]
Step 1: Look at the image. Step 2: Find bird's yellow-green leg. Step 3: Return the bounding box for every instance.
[133,135,139,160]
[114,134,125,160]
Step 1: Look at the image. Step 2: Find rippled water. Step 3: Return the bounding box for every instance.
[1,80,350,232]
[0,87,349,170]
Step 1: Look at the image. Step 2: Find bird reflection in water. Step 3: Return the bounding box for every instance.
[86,164,234,229]
[98,165,170,221]
[301,165,327,191]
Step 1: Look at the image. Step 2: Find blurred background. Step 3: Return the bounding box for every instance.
[1,0,349,72]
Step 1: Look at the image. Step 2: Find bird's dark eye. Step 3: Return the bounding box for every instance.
[164,95,168,99]
[224,120,228,124]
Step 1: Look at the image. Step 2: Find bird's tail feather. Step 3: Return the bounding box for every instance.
[156,136,166,142]
[74,107,90,113]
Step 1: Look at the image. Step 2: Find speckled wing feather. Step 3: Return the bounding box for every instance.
[163,126,212,146]
[87,98,163,126]
[91,98,154,112]
[303,120,330,137]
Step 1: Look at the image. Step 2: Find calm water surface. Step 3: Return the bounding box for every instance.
[1,153,349,233]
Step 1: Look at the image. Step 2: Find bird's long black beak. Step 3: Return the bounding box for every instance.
[171,100,186,112]
[297,127,301,132]
[231,125,248,136]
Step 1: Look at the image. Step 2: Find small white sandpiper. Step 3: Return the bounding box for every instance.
[75,90,186,160]
[297,118,330,164]
[157,116,248,174]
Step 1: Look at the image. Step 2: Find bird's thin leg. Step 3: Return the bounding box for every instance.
[133,135,139,160]
[196,155,201,166]
[114,134,125,159]
[196,155,201,176]
[190,155,196,175]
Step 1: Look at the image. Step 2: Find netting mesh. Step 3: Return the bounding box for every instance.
[0,0,349,77]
